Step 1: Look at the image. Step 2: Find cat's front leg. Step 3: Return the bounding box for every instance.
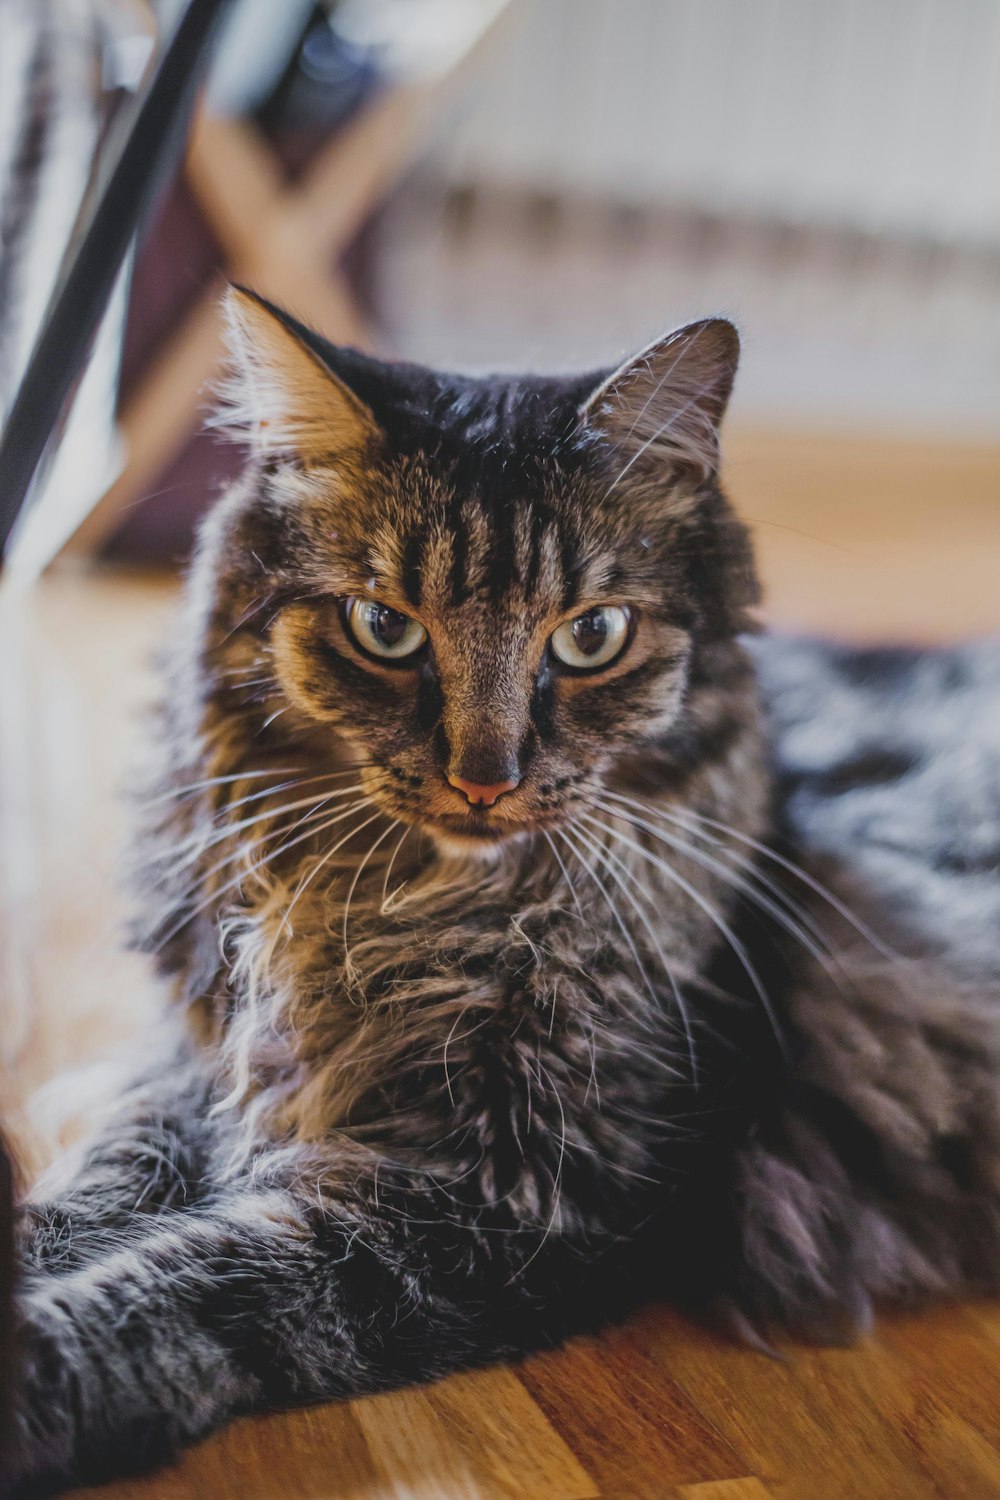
[5,1269,257,1497]
[6,1200,278,1493]
[17,1053,214,1277]
[3,1182,508,1494]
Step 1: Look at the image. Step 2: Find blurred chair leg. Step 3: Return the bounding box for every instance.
[58,0,514,564]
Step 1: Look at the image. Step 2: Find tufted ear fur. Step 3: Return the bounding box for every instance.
[217,286,381,461]
[580,318,739,488]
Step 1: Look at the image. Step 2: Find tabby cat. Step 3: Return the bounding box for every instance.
[5,289,1000,1493]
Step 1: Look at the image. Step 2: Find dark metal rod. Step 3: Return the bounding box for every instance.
[0,0,236,562]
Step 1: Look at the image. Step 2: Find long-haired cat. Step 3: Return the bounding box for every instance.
[4,289,1000,1493]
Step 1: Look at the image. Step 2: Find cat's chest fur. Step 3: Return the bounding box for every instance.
[212,831,735,1234]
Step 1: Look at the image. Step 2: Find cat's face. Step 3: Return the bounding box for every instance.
[210,290,757,847]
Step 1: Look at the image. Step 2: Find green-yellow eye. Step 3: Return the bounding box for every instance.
[345,598,427,661]
[550,605,632,670]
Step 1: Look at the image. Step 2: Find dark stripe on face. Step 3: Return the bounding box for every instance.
[448,495,470,605]
[669,708,744,772]
[487,503,520,605]
[416,658,445,735]
[530,656,558,743]
[603,652,686,697]
[400,531,424,608]
[432,720,450,769]
[559,529,582,612]
[640,659,748,772]
[687,640,750,691]
[523,503,546,596]
[518,725,537,776]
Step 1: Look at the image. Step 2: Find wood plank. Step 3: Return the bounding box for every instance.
[516,1326,749,1496]
[350,1366,598,1500]
[77,1403,379,1500]
[670,1481,772,1500]
[880,1303,1000,1452]
[631,1304,1000,1500]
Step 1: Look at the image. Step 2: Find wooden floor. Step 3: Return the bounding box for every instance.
[3,428,1000,1498]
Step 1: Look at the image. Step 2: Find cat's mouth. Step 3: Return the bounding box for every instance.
[426,813,538,859]
[428,807,528,842]
[422,799,567,848]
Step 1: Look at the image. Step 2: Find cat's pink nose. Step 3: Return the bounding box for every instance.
[447,773,521,808]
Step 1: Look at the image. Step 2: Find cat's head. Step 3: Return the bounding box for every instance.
[205,288,758,848]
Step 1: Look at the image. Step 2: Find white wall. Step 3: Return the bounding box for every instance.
[432,0,1000,248]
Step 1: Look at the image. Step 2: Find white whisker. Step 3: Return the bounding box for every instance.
[580,809,786,1057]
[380,824,414,915]
[542,829,586,922]
[591,797,839,980]
[600,788,901,963]
[162,798,359,919]
[143,768,302,806]
[154,785,368,879]
[260,706,290,731]
[144,764,364,807]
[278,808,384,943]
[154,798,376,953]
[342,820,400,983]
[570,817,697,1083]
[556,826,684,1078]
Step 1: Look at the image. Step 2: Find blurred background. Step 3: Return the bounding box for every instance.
[2,0,1000,1136]
[2,0,999,637]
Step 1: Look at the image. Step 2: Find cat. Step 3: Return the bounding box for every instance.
[4,288,1000,1494]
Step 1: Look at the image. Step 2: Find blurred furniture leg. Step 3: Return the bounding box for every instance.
[60,0,512,564]
[0,0,235,567]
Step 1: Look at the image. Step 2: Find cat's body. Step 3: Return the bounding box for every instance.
[5,295,1000,1493]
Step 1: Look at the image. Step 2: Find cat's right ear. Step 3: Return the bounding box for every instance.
[217,286,381,462]
[578,318,739,489]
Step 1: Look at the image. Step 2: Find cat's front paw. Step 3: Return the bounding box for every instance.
[1,1297,81,1498]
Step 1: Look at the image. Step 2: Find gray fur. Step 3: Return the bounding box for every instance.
[730,636,1000,1334]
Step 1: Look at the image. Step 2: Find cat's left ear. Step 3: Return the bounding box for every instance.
[579,318,739,487]
[218,286,382,461]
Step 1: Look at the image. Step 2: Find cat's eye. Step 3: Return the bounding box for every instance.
[344,598,427,661]
[550,605,632,671]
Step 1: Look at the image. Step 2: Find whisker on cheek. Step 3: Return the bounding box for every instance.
[579,807,786,1060]
[567,817,697,1083]
[380,824,414,914]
